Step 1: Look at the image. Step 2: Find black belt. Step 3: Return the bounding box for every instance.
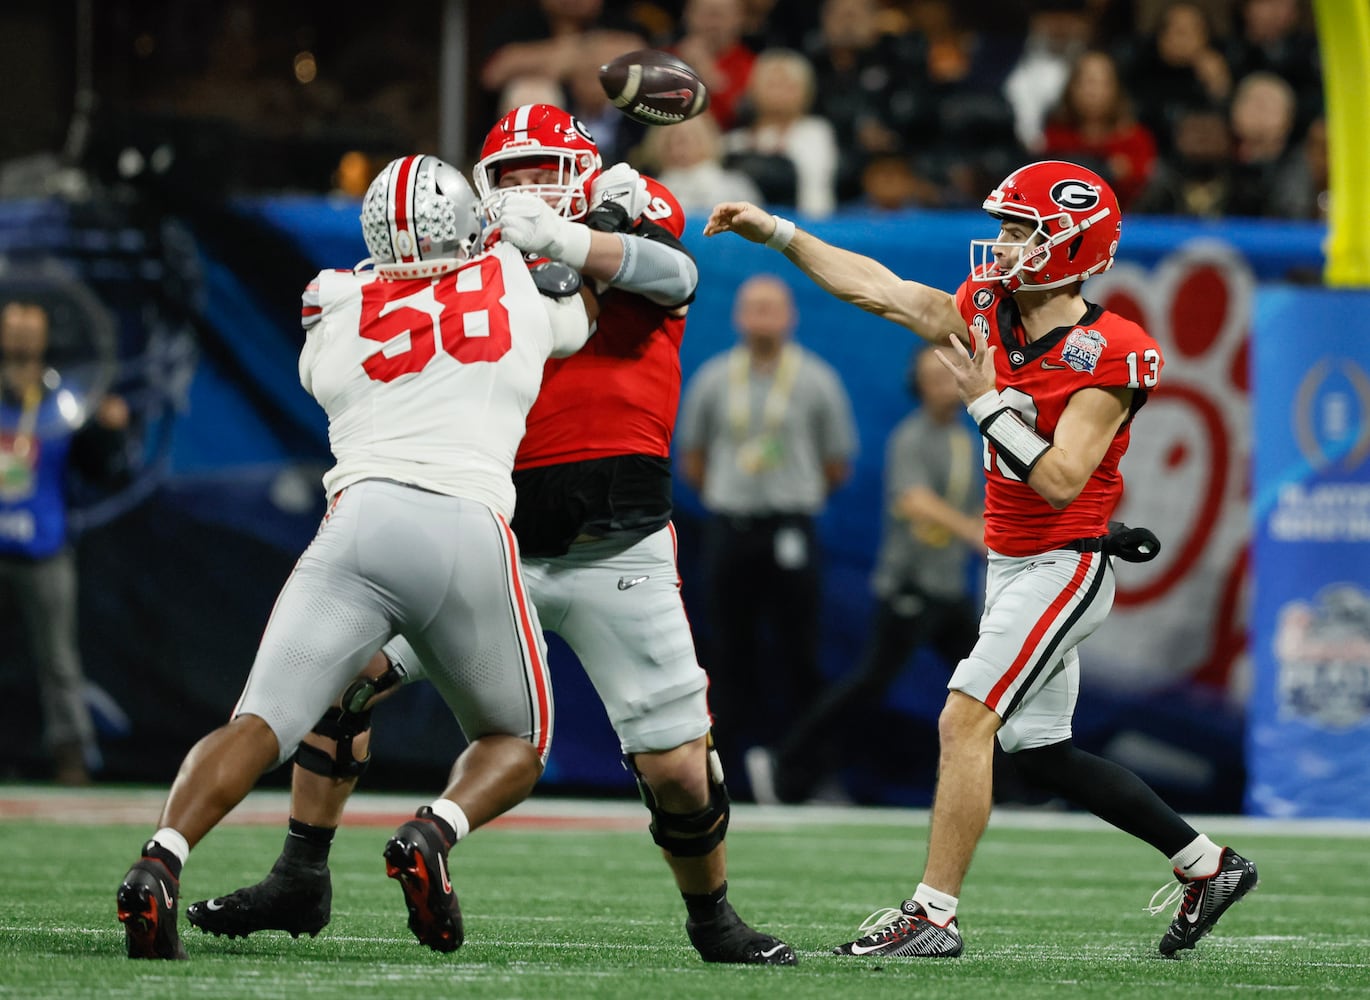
[1064,535,1108,553]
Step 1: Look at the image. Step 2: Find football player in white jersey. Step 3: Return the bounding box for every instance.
[116,155,594,960]
[186,106,795,965]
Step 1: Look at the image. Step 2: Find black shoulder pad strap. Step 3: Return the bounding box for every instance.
[530,260,583,298]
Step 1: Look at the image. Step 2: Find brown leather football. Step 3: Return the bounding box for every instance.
[598,49,710,126]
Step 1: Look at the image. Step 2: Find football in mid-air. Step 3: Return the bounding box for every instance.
[598,49,709,126]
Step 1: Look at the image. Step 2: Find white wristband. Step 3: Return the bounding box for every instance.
[765,215,796,251]
[551,221,593,271]
[966,390,1003,424]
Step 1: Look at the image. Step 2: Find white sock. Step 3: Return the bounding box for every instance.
[913,882,959,923]
[151,827,190,866]
[1170,835,1223,878]
[427,799,471,842]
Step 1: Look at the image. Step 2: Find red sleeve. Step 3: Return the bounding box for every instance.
[1090,314,1165,393]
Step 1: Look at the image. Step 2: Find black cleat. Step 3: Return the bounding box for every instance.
[686,901,797,965]
[187,863,331,940]
[1155,848,1258,957]
[384,808,463,953]
[117,857,188,960]
[833,899,963,958]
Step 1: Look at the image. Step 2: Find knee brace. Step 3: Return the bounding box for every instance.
[631,734,731,858]
[295,705,373,780]
[293,662,403,780]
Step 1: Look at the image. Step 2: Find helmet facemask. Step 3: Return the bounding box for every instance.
[970,161,1120,293]
[473,104,602,223]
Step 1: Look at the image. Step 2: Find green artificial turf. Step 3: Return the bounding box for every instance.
[3,789,1368,999]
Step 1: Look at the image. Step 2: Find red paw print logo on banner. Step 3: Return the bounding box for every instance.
[1085,240,1253,694]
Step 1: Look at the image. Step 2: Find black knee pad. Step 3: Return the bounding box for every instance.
[631,736,731,858]
[295,705,373,780]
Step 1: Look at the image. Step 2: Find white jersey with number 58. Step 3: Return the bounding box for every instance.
[298,240,588,518]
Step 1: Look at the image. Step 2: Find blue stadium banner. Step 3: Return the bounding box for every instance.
[1248,287,1370,817]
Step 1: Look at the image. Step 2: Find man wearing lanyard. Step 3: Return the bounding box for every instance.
[678,274,858,786]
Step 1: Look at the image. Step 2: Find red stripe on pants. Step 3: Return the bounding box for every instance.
[985,552,1095,710]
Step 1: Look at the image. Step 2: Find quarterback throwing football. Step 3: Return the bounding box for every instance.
[705,160,1257,960]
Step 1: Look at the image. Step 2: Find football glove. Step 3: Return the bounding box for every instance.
[590,162,649,222]
[493,191,591,269]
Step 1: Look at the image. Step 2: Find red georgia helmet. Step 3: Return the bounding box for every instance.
[970,161,1122,292]
[473,104,602,221]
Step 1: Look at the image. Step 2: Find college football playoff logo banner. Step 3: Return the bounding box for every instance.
[1248,287,1370,817]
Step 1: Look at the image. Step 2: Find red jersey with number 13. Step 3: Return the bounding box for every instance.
[954,276,1164,557]
[515,177,688,470]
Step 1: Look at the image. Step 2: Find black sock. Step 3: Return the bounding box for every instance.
[140,840,183,881]
[279,818,335,871]
[1012,740,1198,856]
[682,881,730,923]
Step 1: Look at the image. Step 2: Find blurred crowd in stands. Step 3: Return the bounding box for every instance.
[2,0,1329,219]
[516,0,1327,220]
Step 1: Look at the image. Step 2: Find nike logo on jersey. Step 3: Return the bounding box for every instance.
[1040,359,1068,370]
[617,575,650,590]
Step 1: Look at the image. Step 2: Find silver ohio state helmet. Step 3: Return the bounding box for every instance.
[360,155,482,277]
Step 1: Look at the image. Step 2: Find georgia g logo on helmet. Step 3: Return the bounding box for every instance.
[1049,179,1101,211]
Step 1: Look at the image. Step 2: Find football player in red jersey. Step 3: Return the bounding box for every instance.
[705,160,1257,960]
[186,107,796,965]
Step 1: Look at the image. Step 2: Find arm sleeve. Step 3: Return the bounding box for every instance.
[610,231,699,307]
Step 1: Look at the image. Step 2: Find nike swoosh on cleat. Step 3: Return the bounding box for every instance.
[437,850,453,895]
[161,881,175,909]
[759,944,788,958]
[847,941,891,956]
[617,575,649,590]
[205,899,224,912]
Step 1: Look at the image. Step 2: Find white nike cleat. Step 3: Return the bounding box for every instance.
[1151,847,1258,957]
[833,899,963,958]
